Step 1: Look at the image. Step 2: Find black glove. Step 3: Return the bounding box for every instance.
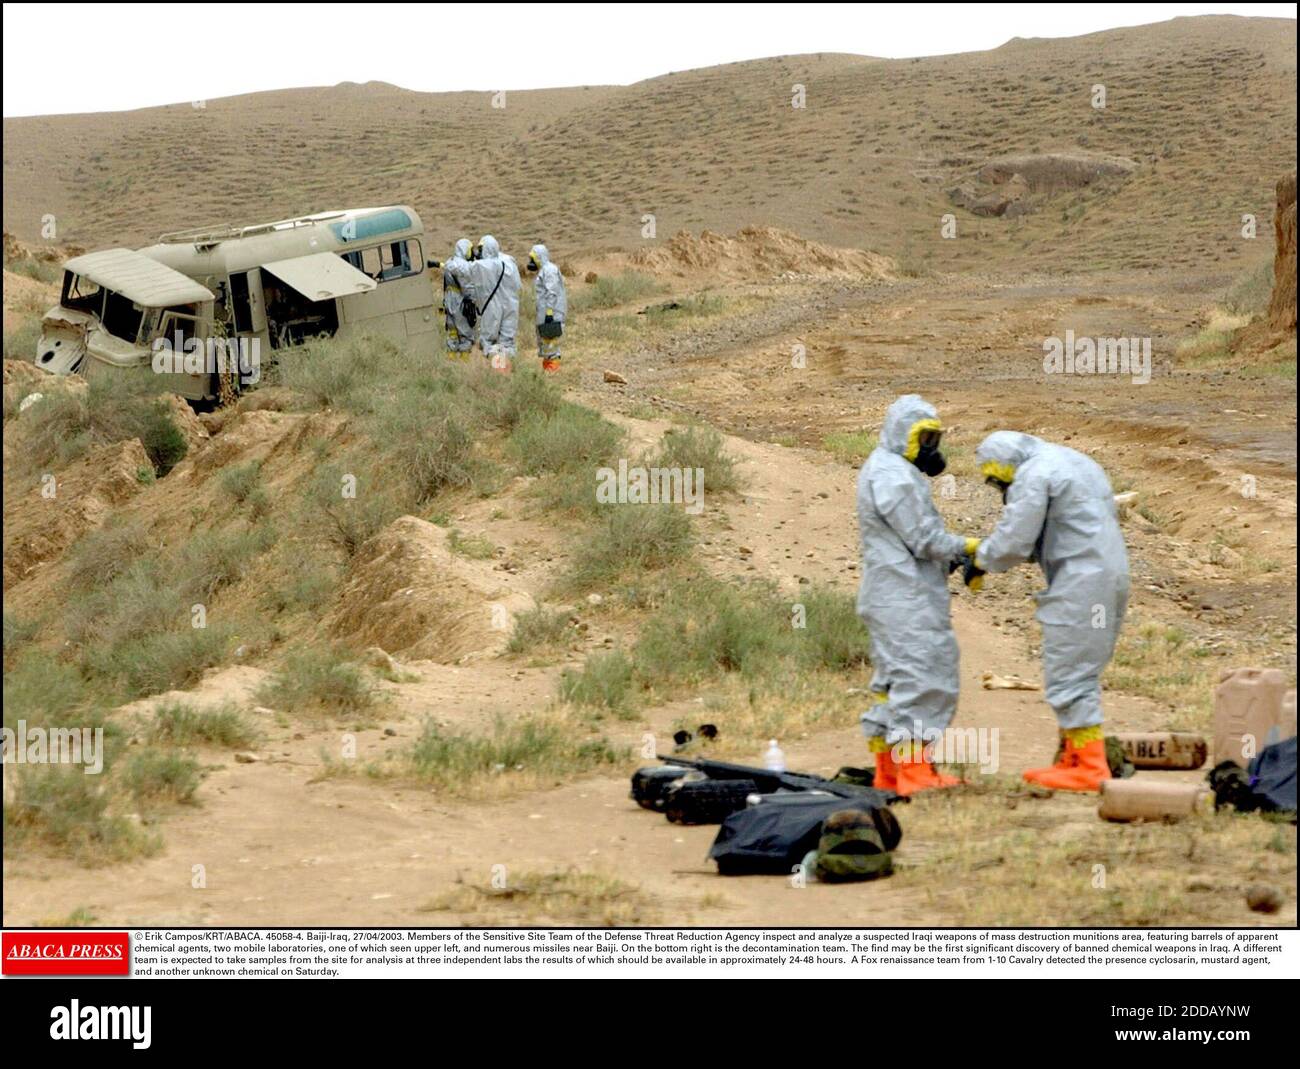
[544,313,554,324]
[962,558,986,592]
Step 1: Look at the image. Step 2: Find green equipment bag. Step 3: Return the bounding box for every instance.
[810,809,894,882]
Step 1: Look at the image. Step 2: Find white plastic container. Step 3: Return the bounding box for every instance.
[763,739,786,773]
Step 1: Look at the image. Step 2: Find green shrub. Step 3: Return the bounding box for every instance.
[301,461,403,557]
[633,580,791,683]
[147,701,260,748]
[4,766,155,862]
[557,504,693,593]
[792,586,872,670]
[559,649,636,715]
[407,715,624,789]
[66,519,153,592]
[3,650,88,723]
[218,460,263,504]
[571,270,665,311]
[510,402,624,477]
[16,375,188,477]
[120,749,202,806]
[649,424,741,494]
[506,606,572,654]
[256,648,376,714]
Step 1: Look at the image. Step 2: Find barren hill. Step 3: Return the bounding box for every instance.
[3,16,1295,277]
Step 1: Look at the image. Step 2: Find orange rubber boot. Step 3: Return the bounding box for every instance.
[873,747,898,792]
[1023,737,1111,792]
[541,357,561,373]
[894,747,960,797]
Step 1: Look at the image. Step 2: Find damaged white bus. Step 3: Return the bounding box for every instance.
[35,206,438,404]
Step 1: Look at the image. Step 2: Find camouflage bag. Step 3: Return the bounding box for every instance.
[811,809,894,882]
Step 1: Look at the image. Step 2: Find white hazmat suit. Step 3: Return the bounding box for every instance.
[442,238,476,354]
[528,244,567,365]
[856,395,969,745]
[975,431,1130,730]
[471,235,520,362]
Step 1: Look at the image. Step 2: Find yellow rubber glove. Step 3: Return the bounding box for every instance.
[964,537,981,557]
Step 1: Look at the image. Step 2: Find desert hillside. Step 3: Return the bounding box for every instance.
[3,15,1295,280]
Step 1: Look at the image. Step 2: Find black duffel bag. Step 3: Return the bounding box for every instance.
[708,792,900,876]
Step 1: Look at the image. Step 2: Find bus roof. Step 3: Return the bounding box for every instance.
[64,248,215,307]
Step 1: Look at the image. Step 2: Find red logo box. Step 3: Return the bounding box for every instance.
[3,931,130,975]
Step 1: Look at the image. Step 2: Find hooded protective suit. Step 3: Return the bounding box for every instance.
[857,395,969,742]
[975,431,1130,730]
[442,238,476,353]
[528,244,567,361]
[470,235,520,361]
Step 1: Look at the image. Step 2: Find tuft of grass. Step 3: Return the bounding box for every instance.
[1223,258,1275,318]
[65,518,153,592]
[146,701,261,749]
[447,528,496,560]
[404,714,626,792]
[2,612,41,664]
[301,461,403,557]
[648,424,742,494]
[3,650,89,722]
[506,606,572,654]
[571,270,665,312]
[4,766,157,863]
[822,430,877,465]
[120,749,203,807]
[16,375,188,477]
[510,402,625,479]
[256,648,377,714]
[218,460,263,505]
[559,649,636,716]
[555,504,693,593]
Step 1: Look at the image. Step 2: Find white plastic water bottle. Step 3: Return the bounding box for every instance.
[763,739,786,773]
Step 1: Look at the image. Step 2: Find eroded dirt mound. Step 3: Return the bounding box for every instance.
[949,152,1138,217]
[625,227,893,281]
[2,437,151,586]
[326,516,534,663]
[1270,172,1297,333]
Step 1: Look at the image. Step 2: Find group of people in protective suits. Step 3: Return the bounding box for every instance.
[856,394,1130,797]
[439,235,568,372]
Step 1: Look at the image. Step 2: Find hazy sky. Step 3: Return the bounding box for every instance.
[3,3,1295,117]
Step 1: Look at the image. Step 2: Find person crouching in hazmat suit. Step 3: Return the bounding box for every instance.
[442,238,477,357]
[527,244,567,373]
[857,394,981,796]
[470,235,520,370]
[972,431,1130,791]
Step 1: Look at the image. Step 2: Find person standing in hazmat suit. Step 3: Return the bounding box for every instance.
[526,244,567,372]
[471,235,520,369]
[970,431,1130,792]
[856,394,982,796]
[442,238,477,357]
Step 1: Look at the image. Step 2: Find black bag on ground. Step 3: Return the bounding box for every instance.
[708,792,900,876]
[664,778,758,825]
[1210,736,1296,817]
[630,765,691,810]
